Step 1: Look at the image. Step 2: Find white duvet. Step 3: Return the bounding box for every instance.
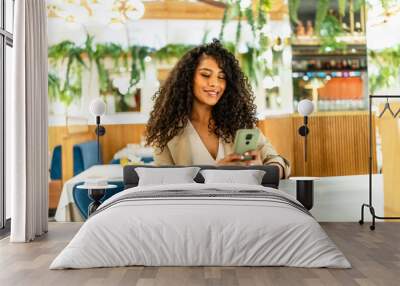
[50,183,351,269]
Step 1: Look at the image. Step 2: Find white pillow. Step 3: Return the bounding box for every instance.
[200,169,266,185]
[136,167,201,186]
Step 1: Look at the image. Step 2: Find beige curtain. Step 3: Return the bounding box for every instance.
[9,0,48,242]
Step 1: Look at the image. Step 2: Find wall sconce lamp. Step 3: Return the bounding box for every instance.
[89,98,106,163]
[298,99,314,163]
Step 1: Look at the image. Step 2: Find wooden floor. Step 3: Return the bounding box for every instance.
[0,222,399,286]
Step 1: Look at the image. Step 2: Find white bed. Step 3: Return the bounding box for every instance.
[50,183,351,269]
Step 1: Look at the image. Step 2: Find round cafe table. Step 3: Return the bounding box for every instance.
[76,184,117,216]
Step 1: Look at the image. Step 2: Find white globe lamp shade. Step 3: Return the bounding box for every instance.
[127,0,145,20]
[298,99,314,116]
[90,98,106,116]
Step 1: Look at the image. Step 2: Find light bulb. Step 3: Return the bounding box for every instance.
[298,99,314,116]
[90,98,106,116]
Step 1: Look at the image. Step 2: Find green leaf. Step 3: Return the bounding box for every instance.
[244,7,256,37]
[288,0,300,24]
[338,0,346,17]
[315,0,330,33]
[219,7,229,41]
[235,9,243,45]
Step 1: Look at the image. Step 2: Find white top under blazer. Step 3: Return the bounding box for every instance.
[187,120,225,165]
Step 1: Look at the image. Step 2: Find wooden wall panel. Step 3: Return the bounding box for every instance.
[90,124,147,164]
[61,132,95,183]
[143,1,224,20]
[48,112,376,181]
[258,116,294,169]
[292,112,376,177]
[48,126,67,160]
[376,103,400,217]
[143,0,287,20]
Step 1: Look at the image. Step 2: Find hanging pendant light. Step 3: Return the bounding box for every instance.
[47,0,146,25]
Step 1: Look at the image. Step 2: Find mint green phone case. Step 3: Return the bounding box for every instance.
[233,129,260,155]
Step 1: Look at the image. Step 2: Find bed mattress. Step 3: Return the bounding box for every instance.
[50,183,351,269]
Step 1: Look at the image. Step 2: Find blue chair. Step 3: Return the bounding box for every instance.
[50,145,62,180]
[141,156,154,164]
[108,158,154,164]
[49,145,63,210]
[72,181,125,220]
[109,158,120,164]
[73,140,102,176]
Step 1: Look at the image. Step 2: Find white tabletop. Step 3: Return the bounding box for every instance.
[289,177,320,181]
[76,184,117,190]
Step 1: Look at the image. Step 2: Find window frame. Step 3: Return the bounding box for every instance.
[0,0,14,233]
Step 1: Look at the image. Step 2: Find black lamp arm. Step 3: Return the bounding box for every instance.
[94,116,106,163]
[298,116,309,137]
[298,115,310,164]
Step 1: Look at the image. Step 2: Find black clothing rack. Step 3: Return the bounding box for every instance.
[359,94,400,230]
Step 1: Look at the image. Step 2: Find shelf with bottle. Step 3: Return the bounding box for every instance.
[291,34,366,47]
[292,56,367,72]
[293,98,367,112]
[292,43,366,57]
[317,99,367,111]
[292,70,364,80]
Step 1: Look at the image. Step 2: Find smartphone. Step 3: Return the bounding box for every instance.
[233,129,260,160]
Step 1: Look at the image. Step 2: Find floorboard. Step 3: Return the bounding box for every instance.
[0,222,398,286]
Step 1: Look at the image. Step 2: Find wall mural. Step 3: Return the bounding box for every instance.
[366,0,400,94]
[47,0,290,118]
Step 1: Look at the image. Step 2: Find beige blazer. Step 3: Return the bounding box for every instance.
[153,126,291,178]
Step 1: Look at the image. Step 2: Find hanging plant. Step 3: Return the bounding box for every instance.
[338,0,347,17]
[48,72,61,102]
[368,45,400,94]
[315,0,331,33]
[319,14,347,52]
[48,40,87,107]
[93,41,127,96]
[235,9,243,47]
[153,44,193,62]
[239,48,257,84]
[219,6,229,41]
[288,0,301,24]
[95,42,126,70]
[256,0,269,30]
[218,0,275,85]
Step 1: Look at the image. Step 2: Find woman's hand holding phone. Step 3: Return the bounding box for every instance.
[217,151,284,179]
[217,129,263,166]
[216,153,243,165]
[216,150,263,166]
[241,150,263,166]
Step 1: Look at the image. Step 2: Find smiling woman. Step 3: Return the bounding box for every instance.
[145,39,291,178]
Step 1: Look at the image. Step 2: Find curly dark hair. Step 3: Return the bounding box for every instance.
[145,39,258,150]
